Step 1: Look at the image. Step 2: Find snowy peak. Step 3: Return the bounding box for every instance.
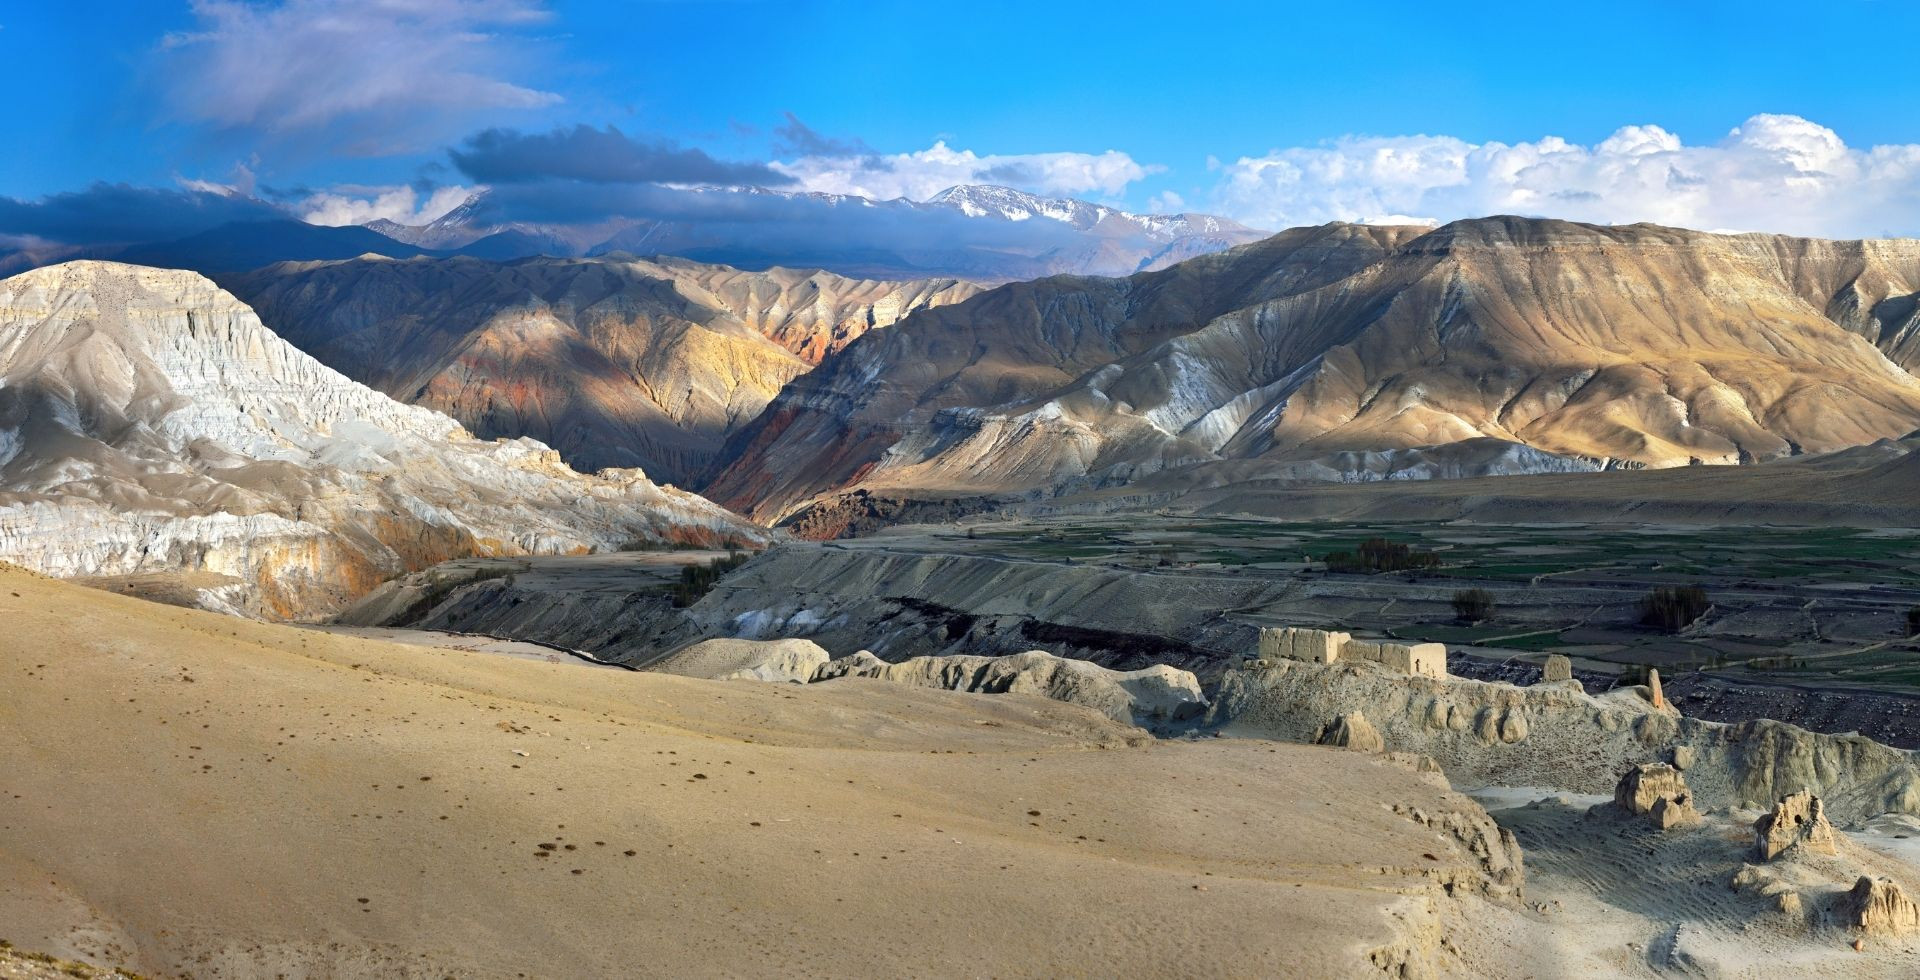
[353,186,1268,282]
[921,185,1254,241]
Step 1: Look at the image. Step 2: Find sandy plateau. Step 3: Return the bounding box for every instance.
[1,564,1556,979]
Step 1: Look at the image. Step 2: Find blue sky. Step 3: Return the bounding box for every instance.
[6,0,1920,241]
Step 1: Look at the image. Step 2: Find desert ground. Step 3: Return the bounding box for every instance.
[1,563,1556,978]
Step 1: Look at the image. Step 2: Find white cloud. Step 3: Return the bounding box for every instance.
[771,141,1158,202]
[1147,190,1186,213]
[299,184,474,226]
[1211,114,1920,238]
[160,0,560,153]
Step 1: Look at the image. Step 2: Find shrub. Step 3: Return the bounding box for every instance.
[1451,588,1496,623]
[1640,585,1710,632]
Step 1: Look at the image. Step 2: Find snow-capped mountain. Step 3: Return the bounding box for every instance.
[361,185,1268,282]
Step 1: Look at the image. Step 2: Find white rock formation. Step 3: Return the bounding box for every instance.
[648,637,830,685]
[0,261,764,617]
[812,649,1206,727]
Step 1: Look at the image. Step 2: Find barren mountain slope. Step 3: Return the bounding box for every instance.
[0,565,1544,978]
[0,261,762,617]
[230,255,978,482]
[705,217,1920,524]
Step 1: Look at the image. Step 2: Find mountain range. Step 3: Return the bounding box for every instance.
[229,254,980,484]
[364,184,1270,282]
[0,185,1267,285]
[0,261,762,617]
[699,217,1920,525]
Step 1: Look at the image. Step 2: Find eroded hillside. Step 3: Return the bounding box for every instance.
[704,217,1920,525]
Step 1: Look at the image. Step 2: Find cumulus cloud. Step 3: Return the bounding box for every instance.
[0,183,287,246]
[158,0,560,153]
[298,184,475,226]
[450,125,792,186]
[1210,114,1920,238]
[772,138,1158,202]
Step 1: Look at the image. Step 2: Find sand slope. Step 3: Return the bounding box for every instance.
[0,565,1532,978]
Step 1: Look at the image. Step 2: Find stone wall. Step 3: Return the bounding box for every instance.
[1256,627,1447,679]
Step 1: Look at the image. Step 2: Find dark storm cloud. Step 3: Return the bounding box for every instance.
[450,125,794,186]
[0,183,289,246]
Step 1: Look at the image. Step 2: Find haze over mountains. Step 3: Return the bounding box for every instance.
[702,217,1920,523]
[0,184,1267,285]
[0,261,761,617]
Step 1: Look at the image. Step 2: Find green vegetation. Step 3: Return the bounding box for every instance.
[671,551,752,607]
[1324,537,1441,574]
[1451,588,1496,623]
[1639,585,1710,632]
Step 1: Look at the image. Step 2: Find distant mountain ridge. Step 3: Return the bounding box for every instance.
[229,254,982,484]
[363,184,1268,282]
[700,216,1920,525]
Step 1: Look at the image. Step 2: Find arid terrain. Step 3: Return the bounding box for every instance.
[1,563,1545,978]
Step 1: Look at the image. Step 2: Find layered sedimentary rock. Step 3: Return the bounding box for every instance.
[0,261,763,617]
[230,255,979,483]
[706,217,1920,525]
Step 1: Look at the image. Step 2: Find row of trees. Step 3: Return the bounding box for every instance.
[1447,585,1714,633]
[670,551,752,607]
[1324,537,1441,574]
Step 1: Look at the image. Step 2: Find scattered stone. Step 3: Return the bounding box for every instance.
[1843,876,1920,937]
[1753,791,1838,862]
[1315,712,1384,753]
[1541,655,1572,684]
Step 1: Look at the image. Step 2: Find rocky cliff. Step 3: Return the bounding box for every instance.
[704,217,1920,524]
[228,254,979,484]
[0,261,764,617]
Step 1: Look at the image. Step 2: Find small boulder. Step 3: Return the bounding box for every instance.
[1648,668,1665,709]
[1753,791,1838,862]
[1614,763,1700,828]
[1497,709,1529,744]
[1671,745,1695,771]
[1843,876,1920,937]
[1541,654,1572,683]
[1315,712,1385,753]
